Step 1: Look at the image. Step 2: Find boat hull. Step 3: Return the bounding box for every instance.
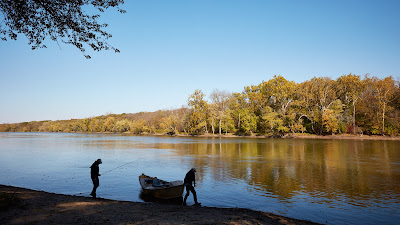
[139,174,184,199]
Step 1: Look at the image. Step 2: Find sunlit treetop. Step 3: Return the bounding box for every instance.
[0,0,125,59]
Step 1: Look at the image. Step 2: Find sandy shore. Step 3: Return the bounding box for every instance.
[0,185,319,225]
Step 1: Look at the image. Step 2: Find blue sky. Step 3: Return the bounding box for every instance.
[1,0,399,123]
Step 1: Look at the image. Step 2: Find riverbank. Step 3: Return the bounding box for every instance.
[2,131,400,141]
[284,133,400,140]
[0,185,319,225]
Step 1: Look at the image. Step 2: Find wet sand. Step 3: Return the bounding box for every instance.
[0,185,319,225]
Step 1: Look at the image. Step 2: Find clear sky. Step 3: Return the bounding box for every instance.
[1,0,399,124]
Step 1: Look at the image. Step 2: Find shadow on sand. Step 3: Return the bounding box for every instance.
[0,185,319,225]
[139,190,183,205]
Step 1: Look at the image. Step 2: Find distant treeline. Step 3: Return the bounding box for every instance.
[1,74,400,136]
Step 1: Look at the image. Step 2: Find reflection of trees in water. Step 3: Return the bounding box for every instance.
[82,137,400,201]
[84,140,159,150]
[158,139,400,201]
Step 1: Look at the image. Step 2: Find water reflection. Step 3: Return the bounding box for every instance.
[147,139,400,204]
[54,135,400,210]
[1,133,399,224]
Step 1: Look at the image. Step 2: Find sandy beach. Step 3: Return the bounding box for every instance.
[0,184,319,225]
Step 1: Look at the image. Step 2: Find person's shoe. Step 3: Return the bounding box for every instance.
[194,202,201,206]
[90,193,96,198]
[182,202,187,206]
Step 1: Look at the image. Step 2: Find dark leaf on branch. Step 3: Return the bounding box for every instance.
[0,0,126,58]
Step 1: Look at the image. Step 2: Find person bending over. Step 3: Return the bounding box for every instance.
[183,168,201,206]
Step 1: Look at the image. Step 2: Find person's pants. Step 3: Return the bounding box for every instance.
[183,184,197,203]
[91,177,99,195]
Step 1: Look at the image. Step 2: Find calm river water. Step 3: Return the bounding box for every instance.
[0,132,399,224]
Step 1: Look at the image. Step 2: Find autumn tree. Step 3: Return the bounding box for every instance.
[102,116,116,132]
[237,108,257,135]
[259,75,297,135]
[130,119,147,134]
[0,0,125,58]
[174,107,190,134]
[242,85,264,116]
[368,76,398,135]
[336,74,365,134]
[322,100,343,134]
[115,118,130,132]
[260,106,288,136]
[160,109,186,134]
[210,89,231,135]
[388,82,400,135]
[88,118,103,132]
[228,92,248,134]
[207,103,217,134]
[221,109,235,134]
[187,90,208,134]
[260,75,297,114]
[297,77,340,134]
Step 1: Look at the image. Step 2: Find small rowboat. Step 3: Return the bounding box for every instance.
[139,174,184,199]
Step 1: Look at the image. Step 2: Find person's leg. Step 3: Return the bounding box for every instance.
[189,186,198,204]
[91,177,99,198]
[90,178,95,195]
[183,185,190,205]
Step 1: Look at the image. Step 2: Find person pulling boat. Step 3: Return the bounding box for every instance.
[183,168,201,206]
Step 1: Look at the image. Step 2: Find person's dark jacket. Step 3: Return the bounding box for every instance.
[90,161,100,179]
[184,169,195,186]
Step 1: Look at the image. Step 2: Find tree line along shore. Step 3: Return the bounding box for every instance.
[1,74,399,137]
